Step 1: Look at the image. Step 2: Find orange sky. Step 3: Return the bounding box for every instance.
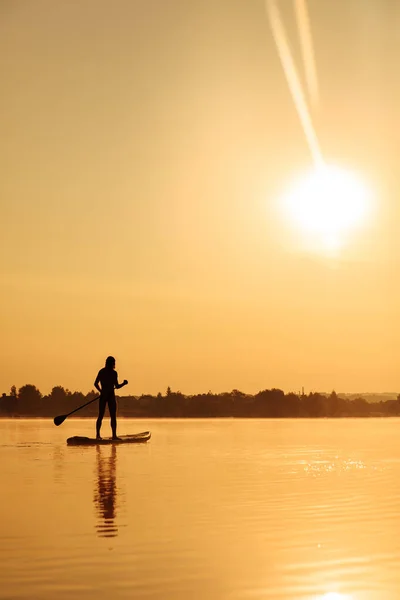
[1,1,400,396]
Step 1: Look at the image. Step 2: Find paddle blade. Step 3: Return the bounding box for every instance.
[53,414,67,426]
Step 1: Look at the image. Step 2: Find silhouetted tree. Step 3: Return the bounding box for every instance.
[18,384,42,415]
[163,389,185,416]
[353,397,374,416]
[327,390,340,417]
[50,386,67,401]
[255,388,285,417]
[45,386,70,415]
[284,392,301,417]
[302,392,327,417]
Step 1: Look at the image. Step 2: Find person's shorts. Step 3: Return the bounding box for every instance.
[98,395,117,415]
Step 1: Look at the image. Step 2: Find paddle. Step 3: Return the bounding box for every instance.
[53,396,99,426]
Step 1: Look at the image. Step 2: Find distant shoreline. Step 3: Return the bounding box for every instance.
[2,387,399,419]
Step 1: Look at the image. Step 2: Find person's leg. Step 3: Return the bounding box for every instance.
[96,397,106,438]
[109,398,119,439]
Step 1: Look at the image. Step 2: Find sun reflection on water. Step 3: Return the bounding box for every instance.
[302,458,367,476]
[319,593,352,600]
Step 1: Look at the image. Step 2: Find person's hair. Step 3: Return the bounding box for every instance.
[105,356,115,368]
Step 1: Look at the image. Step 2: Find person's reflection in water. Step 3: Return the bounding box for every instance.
[94,444,119,538]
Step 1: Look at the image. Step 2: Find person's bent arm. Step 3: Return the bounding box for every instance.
[94,373,102,394]
[115,379,128,389]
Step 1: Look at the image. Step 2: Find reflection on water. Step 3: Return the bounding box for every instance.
[4,418,400,600]
[93,445,119,538]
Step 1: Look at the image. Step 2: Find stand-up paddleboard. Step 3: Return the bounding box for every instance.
[67,431,151,446]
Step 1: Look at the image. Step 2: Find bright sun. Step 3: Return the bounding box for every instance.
[280,164,373,254]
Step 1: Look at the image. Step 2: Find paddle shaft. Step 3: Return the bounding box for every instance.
[65,396,99,417]
[53,396,100,425]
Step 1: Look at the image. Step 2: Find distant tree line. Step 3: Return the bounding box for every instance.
[1,385,400,418]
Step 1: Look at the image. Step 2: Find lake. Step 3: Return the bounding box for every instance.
[1,418,400,600]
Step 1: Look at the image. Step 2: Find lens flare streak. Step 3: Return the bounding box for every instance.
[294,0,320,110]
[265,0,323,166]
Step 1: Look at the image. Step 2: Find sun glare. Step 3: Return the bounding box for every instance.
[280,164,373,254]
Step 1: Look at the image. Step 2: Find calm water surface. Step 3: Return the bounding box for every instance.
[2,418,400,600]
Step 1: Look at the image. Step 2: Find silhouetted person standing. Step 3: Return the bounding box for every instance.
[94,356,128,440]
